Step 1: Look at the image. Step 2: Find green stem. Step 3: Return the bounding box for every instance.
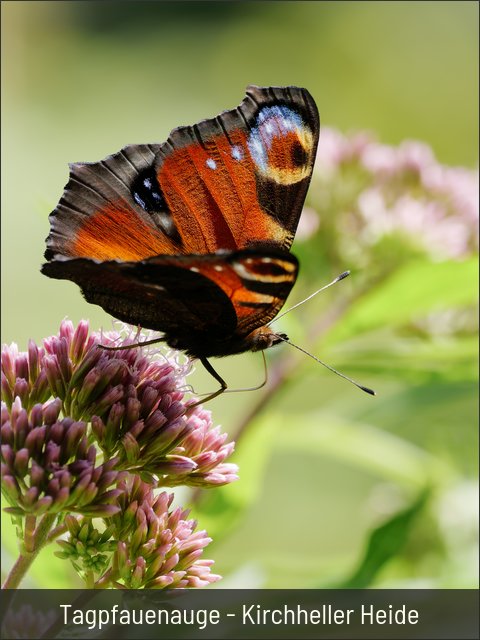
[24,515,37,553]
[85,570,95,589]
[2,513,58,589]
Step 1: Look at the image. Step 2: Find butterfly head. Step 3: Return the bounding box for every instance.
[244,327,288,353]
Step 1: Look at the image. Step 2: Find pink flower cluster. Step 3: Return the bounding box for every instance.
[111,477,221,588]
[311,128,478,261]
[2,319,238,487]
[1,320,239,588]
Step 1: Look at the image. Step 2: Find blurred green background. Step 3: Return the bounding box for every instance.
[1,1,478,589]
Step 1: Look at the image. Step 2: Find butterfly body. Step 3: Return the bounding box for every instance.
[42,86,320,387]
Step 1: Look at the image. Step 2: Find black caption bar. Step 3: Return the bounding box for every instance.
[0,589,478,639]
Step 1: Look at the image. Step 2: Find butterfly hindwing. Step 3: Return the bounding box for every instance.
[42,248,298,357]
[44,86,319,262]
[182,248,299,338]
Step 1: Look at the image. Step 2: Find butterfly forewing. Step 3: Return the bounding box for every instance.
[44,86,319,262]
[45,144,175,262]
[156,85,319,253]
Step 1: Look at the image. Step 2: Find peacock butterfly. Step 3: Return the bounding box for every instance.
[42,85,320,402]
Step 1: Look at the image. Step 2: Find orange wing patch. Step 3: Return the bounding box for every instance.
[72,201,177,261]
[158,130,289,253]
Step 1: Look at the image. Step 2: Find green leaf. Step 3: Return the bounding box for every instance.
[273,411,456,489]
[326,257,478,344]
[334,490,430,588]
[326,333,478,384]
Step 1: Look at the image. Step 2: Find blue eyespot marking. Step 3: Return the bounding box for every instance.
[247,106,305,173]
[246,105,313,184]
[256,105,303,131]
[132,167,167,213]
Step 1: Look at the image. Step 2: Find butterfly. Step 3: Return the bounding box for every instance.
[41,85,320,402]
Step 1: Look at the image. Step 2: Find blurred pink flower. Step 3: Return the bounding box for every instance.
[1,604,56,640]
[312,127,478,261]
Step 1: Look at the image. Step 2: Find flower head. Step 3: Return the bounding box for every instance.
[2,320,239,588]
[111,476,221,588]
[1,397,123,516]
[166,405,239,487]
[2,320,238,486]
[56,475,221,589]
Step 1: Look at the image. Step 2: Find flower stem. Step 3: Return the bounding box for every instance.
[2,513,58,589]
[46,522,68,543]
[95,568,114,588]
[85,570,95,589]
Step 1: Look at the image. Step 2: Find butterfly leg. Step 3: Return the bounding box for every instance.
[98,337,164,351]
[188,358,228,408]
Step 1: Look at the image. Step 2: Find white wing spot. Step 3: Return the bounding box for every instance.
[206,158,216,170]
[214,265,224,271]
[231,145,243,161]
[190,267,200,273]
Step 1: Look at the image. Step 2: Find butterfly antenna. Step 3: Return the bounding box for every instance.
[268,271,351,326]
[274,333,375,396]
